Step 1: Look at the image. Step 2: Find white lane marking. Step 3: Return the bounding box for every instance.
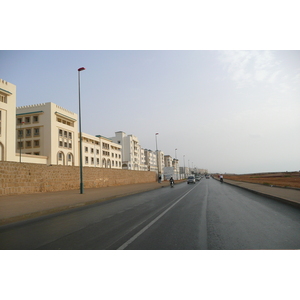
[117,184,199,250]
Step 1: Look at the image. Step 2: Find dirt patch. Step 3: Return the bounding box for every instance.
[222,172,300,189]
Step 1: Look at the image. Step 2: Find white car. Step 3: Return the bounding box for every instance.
[187,176,196,184]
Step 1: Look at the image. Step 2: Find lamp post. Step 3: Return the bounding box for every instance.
[78,67,85,194]
[155,133,159,182]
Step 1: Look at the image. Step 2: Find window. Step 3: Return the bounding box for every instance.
[64,142,68,148]
[26,129,31,137]
[96,149,99,155]
[69,143,72,149]
[25,116,31,124]
[68,132,72,139]
[17,118,22,124]
[85,147,88,152]
[17,142,23,149]
[33,115,39,123]
[59,141,63,147]
[0,94,7,103]
[34,128,40,136]
[26,141,31,148]
[97,158,99,165]
[68,154,72,161]
[91,148,94,153]
[58,153,62,160]
[91,157,94,164]
[18,130,23,138]
[34,140,40,147]
[85,157,88,164]
[59,129,63,136]
[34,152,40,155]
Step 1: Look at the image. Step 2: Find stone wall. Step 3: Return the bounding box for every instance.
[0,161,156,196]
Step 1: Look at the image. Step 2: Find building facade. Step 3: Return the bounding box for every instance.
[110,131,142,170]
[16,102,79,166]
[0,79,17,162]
[143,149,158,172]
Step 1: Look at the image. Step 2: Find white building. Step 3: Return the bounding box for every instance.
[143,149,158,172]
[156,150,165,176]
[16,102,78,165]
[110,131,142,170]
[0,79,17,162]
[16,102,122,168]
[93,134,122,169]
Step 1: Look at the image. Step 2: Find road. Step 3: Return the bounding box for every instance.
[1,178,300,250]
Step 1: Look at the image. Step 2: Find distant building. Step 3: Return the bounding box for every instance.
[143,149,158,172]
[110,131,142,170]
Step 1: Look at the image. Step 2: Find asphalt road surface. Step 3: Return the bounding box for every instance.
[1,178,300,250]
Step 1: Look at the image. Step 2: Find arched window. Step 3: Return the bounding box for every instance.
[102,158,106,168]
[57,151,65,165]
[107,159,111,168]
[67,152,74,166]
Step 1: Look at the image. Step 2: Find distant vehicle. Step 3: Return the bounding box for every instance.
[205,175,210,179]
[187,175,196,184]
[195,176,201,181]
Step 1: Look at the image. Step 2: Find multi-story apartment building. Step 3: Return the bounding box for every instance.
[164,155,173,167]
[143,149,158,172]
[163,155,180,179]
[81,133,122,169]
[156,150,165,176]
[95,134,122,169]
[16,102,122,168]
[110,131,142,170]
[0,79,17,162]
[140,149,147,171]
[16,102,78,166]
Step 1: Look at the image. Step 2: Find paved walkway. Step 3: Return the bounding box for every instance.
[0,181,170,225]
[219,178,300,207]
[0,178,299,226]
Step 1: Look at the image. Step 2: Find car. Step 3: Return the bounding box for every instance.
[205,175,210,179]
[195,176,201,181]
[187,175,196,184]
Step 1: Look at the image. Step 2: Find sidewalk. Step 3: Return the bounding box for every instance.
[219,178,300,208]
[0,181,170,225]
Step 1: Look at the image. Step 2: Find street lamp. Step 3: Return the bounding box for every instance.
[78,67,85,194]
[155,133,160,182]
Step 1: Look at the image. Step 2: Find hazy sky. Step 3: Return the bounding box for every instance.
[1,50,299,174]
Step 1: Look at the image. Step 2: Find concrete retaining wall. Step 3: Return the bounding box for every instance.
[0,161,156,196]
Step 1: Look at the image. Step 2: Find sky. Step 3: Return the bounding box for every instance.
[1,50,299,174]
